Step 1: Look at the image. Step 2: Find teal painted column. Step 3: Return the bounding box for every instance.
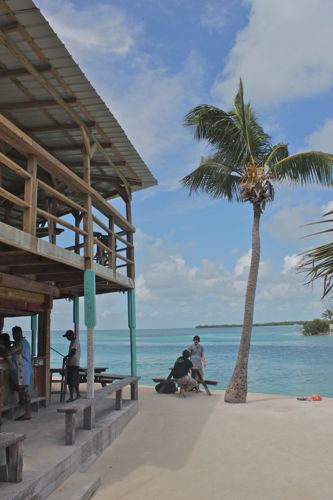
[73,295,79,339]
[127,288,137,376]
[84,270,96,399]
[31,314,37,356]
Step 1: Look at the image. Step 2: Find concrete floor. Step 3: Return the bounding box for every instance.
[0,386,137,500]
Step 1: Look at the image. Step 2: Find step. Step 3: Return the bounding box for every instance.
[47,472,100,500]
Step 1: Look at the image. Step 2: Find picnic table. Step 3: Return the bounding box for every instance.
[190,366,212,396]
[50,367,109,401]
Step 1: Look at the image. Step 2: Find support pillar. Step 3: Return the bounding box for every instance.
[30,314,37,356]
[73,295,79,340]
[127,288,137,376]
[84,270,96,400]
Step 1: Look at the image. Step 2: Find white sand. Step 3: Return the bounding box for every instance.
[88,387,333,500]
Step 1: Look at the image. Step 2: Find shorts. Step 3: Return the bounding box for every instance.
[18,385,31,406]
[67,365,79,388]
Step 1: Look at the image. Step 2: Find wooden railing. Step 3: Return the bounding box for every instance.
[0,116,135,279]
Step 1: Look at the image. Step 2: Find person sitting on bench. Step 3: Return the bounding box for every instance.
[172,350,198,397]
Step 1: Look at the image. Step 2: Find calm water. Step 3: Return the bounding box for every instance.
[46,325,333,397]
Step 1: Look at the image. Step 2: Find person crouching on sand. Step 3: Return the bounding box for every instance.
[172,350,198,397]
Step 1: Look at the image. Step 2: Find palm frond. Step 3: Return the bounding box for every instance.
[181,157,242,201]
[270,151,333,185]
[184,104,248,166]
[265,143,289,166]
[232,79,271,163]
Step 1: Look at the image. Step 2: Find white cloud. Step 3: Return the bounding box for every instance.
[103,52,204,166]
[213,0,333,108]
[321,201,333,214]
[306,118,333,153]
[264,204,319,243]
[282,254,303,275]
[234,249,251,276]
[201,2,226,29]
[36,0,136,56]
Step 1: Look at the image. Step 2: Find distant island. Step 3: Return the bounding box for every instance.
[196,321,305,328]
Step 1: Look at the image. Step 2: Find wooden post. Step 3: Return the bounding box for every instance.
[37,301,52,405]
[30,314,37,356]
[65,412,76,445]
[108,215,116,271]
[83,152,93,269]
[127,289,137,376]
[125,195,135,279]
[23,155,37,235]
[73,295,79,340]
[115,389,123,410]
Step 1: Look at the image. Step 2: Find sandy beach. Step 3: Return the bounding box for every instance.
[88,386,333,500]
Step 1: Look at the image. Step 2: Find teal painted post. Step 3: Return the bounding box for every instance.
[31,314,37,356]
[84,270,96,399]
[127,288,137,376]
[73,295,79,339]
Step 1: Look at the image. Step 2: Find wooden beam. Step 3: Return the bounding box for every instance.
[0,23,19,33]
[0,186,29,208]
[37,208,88,236]
[0,97,77,111]
[23,155,37,234]
[0,114,135,232]
[37,272,83,281]
[0,272,60,297]
[0,152,31,179]
[25,121,96,133]
[37,179,87,214]
[0,64,51,79]
[68,160,126,168]
[0,255,48,266]
[91,174,142,186]
[7,264,70,275]
[47,141,112,152]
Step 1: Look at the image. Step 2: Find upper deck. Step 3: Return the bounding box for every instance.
[0,0,157,303]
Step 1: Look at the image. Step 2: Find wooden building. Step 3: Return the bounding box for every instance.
[0,0,157,406]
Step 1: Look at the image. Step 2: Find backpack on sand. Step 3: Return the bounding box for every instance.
[155,381,177,394]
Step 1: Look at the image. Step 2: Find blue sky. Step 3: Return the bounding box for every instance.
[9,0,333,331]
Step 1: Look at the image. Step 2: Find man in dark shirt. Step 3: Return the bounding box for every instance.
[172,350,198,397]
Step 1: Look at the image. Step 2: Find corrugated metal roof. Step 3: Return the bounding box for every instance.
[0,0,157,199]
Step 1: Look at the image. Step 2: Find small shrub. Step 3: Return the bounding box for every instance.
[302,319,330,336]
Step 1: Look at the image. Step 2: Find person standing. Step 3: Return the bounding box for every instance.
[187,335,206,380]
[10,326,32,420]
[172,350,198,397]
[63,329,81,402]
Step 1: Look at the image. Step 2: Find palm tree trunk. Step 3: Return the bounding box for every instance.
[224,203,261,403]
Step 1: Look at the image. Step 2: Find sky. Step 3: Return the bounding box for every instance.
[8,0,333,331]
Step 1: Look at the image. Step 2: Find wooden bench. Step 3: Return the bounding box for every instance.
[0,432,25,483]
[57,376,140,445]
[1,397,46,420]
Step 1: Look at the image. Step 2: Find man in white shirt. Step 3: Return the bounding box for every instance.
[63,329,81,402]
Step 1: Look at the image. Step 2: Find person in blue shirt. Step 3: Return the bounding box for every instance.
[10,326,32,420]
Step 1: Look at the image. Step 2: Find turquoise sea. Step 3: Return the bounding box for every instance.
[48,325,333,397]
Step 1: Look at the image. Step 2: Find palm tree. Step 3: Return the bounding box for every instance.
[182,80,333,403]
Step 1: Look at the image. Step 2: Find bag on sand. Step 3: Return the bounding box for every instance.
[155,381,177,394]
